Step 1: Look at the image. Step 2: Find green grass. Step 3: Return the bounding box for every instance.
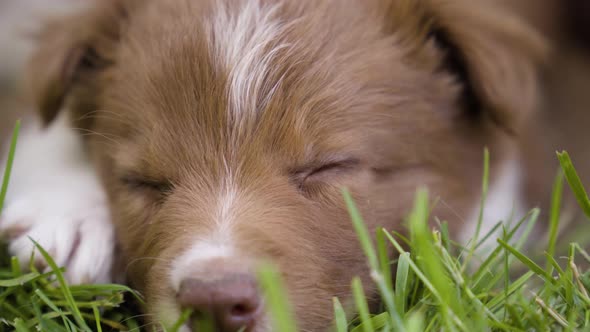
[2,120,590,331]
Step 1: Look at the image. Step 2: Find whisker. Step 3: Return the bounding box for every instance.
[74,127,122,146]
[78,109,128,124]
[125,256,170,274]
[437,198,467,224]
[127,321,163,332]
[120,313,156,323]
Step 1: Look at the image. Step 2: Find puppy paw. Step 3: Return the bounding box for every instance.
[0,185,114,284]
[0,115,114,284]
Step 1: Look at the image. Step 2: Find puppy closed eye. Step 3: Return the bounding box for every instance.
[120,174,173,198]
[291,158,360,191]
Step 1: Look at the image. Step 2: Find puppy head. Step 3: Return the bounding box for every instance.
[28,0,545,331]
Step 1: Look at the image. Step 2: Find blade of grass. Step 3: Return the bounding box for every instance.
[35,289,75,330]
[535,296,569,328]
[474,222,503,251]
[258,263,298,332]
[192,313,214,332]
[547,171,564,265]
[503,226,510,321]
[332,297,348,332]
[376,228,393,296]
[343,189,378,270]
[351,312,390,332]
[486,271,536,311]
[0,270,41,287]
[497,239,551,282]
[513,209,540,252]
[384,229,466,331]
[406,312,424,332]
[168,309,192,332]
[471,209,539,289]
[464,148,490,269]
[343,190,405,331]
[351,277,373,332]
[31,239,91,331]
[544,253,565,276]
[439,221,451,254]
[0,120,20,213]
[92,306,102,332]
[557,151,590,219]
[79,313,130,331]
[10,256,20,277]
[395,252,411,314]
[409,188,464,323]
[32,297,52,332]
[13,318,29,332]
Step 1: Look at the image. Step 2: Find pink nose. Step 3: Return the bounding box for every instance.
[177,274,261,332]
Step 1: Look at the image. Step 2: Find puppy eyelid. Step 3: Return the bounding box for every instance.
[307,159,360,176]
[291,158,360,183]
[120,174,173,193]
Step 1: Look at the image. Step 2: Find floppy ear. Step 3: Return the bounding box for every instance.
[26,1,130,127]
[385,0,548,133]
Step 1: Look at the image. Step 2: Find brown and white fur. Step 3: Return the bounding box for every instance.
[0,0,546,331]
[0,0,111,285]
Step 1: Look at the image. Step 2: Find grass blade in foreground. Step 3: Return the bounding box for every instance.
[32,239,92,332]
[0,120,20,213]
[464,148,490,269]
[409,188,465,327]
[351,277,374,332]
[343,189,405,331]
[167,309,193,332]
[558,151,590,219]
[343,189,378,270]
[257,263,298,332]
[546,171,564,273]
[332,297,348,332]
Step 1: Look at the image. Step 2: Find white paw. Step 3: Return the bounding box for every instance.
[0,189,114,284]
[0,113,114,284]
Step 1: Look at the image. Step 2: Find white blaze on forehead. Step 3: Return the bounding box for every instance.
[169,171,239,291]
[216,167,238,235]
[207,0,292,120]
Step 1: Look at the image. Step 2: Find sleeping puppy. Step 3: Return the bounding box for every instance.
[0,0,545,331]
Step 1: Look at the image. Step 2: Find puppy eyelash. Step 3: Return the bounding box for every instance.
[291,158,360,187]
[307,159,359,178]
[120,175,173,194]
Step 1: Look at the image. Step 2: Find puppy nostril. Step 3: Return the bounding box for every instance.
[231,304,248,316]
[178,274,261,332]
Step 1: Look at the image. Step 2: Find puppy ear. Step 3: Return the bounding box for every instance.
[26,1,129,126]
[386,0,548,133]
[27,25,95,125]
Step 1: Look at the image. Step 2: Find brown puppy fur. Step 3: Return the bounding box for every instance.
[26,0,545,330]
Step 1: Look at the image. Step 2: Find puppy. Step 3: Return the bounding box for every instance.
[1,0,545,331]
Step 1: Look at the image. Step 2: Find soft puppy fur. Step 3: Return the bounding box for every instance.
[0,0,114,285]
[2,0,545,331]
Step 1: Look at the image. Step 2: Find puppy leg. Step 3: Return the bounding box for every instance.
[0,111,114,284]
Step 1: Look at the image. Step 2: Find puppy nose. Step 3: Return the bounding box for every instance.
[178,274,260,332]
